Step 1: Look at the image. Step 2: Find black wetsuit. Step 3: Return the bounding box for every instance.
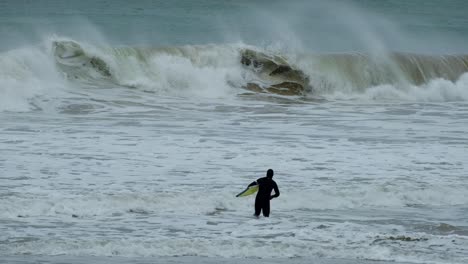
[249,177,280,217]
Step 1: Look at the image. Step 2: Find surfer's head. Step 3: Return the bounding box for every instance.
[266,169,274,178]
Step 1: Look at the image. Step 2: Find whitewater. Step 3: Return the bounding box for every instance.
[1,1,467,264]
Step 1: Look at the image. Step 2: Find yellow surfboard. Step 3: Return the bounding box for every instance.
[236,184,259,197]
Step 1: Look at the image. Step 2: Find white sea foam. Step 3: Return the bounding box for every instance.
[0,45,66,111]
[1,219,465,264]
[2,181,467,221]
[321,73,468,102]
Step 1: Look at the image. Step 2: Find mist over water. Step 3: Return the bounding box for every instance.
[1,1,468,264]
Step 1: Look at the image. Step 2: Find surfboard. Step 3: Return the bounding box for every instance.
[236,184,259,197]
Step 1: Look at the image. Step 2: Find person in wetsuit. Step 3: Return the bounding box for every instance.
[248,169,280,217]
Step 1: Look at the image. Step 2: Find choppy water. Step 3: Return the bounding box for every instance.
[1,1,467,263]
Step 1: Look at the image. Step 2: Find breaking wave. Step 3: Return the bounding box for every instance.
[52,39,468,96]
[1,36,468,111]
[52,38,245,97]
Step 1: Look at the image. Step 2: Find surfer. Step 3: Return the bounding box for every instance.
[248,169,280,217]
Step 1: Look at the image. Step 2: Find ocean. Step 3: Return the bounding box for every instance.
[0,0,467,263]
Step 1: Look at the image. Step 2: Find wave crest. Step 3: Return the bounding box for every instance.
[2,37,468,113]
[51,39,468,97]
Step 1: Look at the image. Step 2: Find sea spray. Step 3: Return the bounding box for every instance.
[0,44,66,111]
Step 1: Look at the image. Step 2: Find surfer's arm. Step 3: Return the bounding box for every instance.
[248,178,262,187]
[248,181,257,187]
[270,182,280,199]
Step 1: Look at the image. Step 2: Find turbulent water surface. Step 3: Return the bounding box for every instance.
[1,1,468,264]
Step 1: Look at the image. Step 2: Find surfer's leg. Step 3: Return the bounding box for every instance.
[254,200,261,217]
[262,202,270,217]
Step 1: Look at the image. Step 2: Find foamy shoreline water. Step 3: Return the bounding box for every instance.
[0,255,413,264]
[1,100,467,263]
